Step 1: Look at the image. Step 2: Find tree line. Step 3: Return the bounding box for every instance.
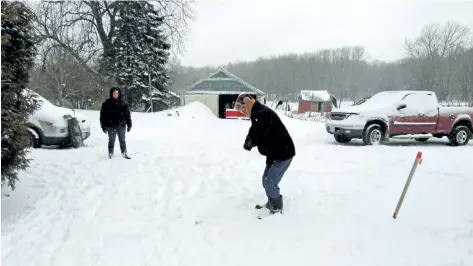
[26,4,473,110]
[170,21,473,106]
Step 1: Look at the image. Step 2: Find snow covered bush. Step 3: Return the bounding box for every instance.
[1,1,39,190]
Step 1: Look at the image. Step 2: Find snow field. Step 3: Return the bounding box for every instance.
[2,101,472,266]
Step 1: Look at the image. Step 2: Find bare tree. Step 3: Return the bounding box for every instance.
[31,2,103,78]
[405,21,470,60]
[153,0,195,54]
[458,47,473,105]
[29,45,106,109]
[404,21,472,99]
[30,0,194,81]
[350,46,365,61]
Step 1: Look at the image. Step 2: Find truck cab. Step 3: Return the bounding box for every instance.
[325,90,473,146]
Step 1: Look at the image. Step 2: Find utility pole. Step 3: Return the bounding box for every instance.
[149,71,153,112]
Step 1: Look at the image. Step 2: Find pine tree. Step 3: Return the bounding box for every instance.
[103,1,172,110]
[1,1,40,190]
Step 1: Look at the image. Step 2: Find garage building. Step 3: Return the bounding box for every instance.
[181,67,266,118]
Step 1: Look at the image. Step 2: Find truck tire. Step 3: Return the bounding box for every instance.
[362,124,385,145]
[334,134,351,143]
[449,125,471,146]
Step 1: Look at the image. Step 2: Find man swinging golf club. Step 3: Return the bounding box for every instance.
[234,93,295,214]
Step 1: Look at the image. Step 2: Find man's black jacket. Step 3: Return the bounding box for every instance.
[245,101,295,164]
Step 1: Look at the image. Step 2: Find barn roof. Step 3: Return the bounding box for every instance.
[183,67,265,95]
[299,90,331,101]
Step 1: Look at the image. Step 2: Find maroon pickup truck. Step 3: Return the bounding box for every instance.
[325,90,473,146]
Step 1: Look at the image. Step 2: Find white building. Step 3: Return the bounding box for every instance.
[181,67,266,118]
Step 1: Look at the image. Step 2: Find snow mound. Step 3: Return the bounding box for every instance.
[167,101,216,119]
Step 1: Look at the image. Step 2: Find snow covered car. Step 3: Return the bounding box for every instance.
[325,90,473,146]
[25,90,91,148]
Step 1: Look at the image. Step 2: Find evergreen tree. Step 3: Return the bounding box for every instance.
[1,1,40,190]
[103,1,171,110]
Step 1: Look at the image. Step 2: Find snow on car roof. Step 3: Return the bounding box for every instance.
[365,90,435,103]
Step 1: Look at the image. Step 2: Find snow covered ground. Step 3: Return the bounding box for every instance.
[2,101,472,266]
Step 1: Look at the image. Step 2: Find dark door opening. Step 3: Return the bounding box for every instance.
[218,94,257,118]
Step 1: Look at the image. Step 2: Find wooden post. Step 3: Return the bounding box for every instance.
[393,151,423,219]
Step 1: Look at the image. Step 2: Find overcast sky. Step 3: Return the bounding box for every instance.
[177,0,473,67]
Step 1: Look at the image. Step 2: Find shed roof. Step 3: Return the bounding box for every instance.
[299,90,331,101]
[184,67,265,95]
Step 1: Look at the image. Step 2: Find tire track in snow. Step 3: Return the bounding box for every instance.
[47,156,114,266]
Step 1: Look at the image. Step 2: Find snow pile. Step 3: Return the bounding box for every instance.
[1,107,472,266]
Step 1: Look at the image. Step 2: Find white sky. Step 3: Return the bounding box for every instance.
[177,0,473,67]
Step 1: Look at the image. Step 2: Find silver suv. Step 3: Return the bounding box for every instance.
[25,90,91,148]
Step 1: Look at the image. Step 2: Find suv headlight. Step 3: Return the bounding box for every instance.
[345,113,359,119]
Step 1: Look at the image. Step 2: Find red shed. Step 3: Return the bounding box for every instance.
[297,90,338,113]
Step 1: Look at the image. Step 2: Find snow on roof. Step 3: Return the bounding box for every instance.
[142,90,181,101]
[299,90,331,101]
[183,67,265,95]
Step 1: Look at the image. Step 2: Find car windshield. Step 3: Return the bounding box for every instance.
[352,96,371,106]
[358,91,404,106]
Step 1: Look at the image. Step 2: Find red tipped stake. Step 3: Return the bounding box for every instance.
[393,151,422,219]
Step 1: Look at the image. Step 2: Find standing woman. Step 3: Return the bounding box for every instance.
[100,87,132,159]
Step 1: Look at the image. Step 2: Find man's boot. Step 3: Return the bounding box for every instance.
[268,195,283,214]
[255,197,270,209]
[264,199,270,209]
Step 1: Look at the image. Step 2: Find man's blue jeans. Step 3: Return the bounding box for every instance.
[262,157,293,198]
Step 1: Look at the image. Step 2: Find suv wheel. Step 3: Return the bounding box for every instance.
[334,134,351,143]
[27,129,41,148]
[362,124,385,145]
[449,125,471,146]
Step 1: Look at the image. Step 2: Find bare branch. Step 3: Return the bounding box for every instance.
[404,21,471,60]
[153,0,196,55]
[30,0,194,82]
[31,1,104,78]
